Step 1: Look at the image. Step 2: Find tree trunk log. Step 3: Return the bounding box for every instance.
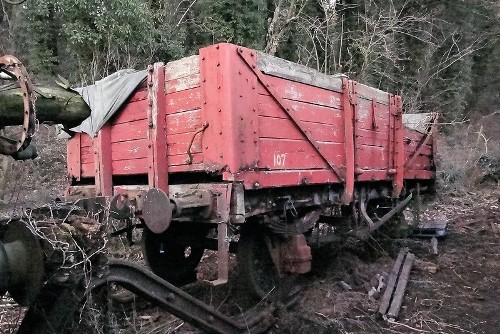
[0,85,90,128]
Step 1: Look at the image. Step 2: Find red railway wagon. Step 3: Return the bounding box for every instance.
[66,43,436,296]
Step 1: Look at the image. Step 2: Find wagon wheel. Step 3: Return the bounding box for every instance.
[237,224,299,301]
[142,223,208,286]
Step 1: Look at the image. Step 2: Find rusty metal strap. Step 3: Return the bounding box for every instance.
[237,48,344,181]
[90,259,298,334]
[0,55,36,156]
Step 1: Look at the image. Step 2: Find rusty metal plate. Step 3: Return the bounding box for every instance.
[142,188,172,234]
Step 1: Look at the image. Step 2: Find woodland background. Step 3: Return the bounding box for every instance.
[0,0,499,122]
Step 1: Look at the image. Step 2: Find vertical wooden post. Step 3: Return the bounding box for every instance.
[341,78,355,204]
[147,63,168,193]
[67,133,81,181]
[94,124,112,196]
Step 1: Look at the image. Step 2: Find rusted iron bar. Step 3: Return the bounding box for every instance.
[90,259,298,334]
[354,193,413,240]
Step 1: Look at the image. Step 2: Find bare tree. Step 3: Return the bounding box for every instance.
[265,0,310,55]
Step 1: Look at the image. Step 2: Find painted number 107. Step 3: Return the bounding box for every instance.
[273,153,287,167]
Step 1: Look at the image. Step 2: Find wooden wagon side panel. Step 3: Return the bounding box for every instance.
[403,127,436,180]
[165,55,206,171]
[106,86,150,177]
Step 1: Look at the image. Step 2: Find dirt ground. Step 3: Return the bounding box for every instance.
[0,124,499,334]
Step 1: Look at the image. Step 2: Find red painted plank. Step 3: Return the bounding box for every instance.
[111,119,148,143]
[259,115,344,142]
[166,87,202,114]
[355,145,390,169]
[258,94,343,124]
[112,158,148,175]
[80,133,93,147]
[258,138,344,170]
[128,88,148,103]
[149,62,169,192]
[357,171,391,181]
[405,143,433,157]
[94,124,113,196]
[166,109,202,135]
[67,133,81,180]
[404,170,435,179]
[232,169,341,189]
[256,76,342,109]
[167,132,203,156]
[168,153,203,166]
[111,100,148,125]
[405,155,433,169]
[166,73,200,93]
[81,151,93,164]
[81,162,95,177]
[356,128,390,147]
[111,139,149,161]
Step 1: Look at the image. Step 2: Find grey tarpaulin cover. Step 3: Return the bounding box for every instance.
[71,69,148,137]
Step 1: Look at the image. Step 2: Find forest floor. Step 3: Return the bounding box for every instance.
[0,122,499,334]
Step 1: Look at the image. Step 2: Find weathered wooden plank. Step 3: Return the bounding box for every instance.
[80,133,93,147]
[387,252,415,319]
[110,100,148,125]
[81,162,95,177]
[166,73,200,93]
[379,248,408,315]
[67,133,81,180]
[356,83,390,106]
[168,152,203,166]
[404,155,433,169]
[259,115,344,142]
[258,94,343,125]
[112,158,149,175]
[256,78,343,110]
[127,88,148,103]
[167,132,203,156]
[256,51,344,93]
[232,169,341,189]
[259,138,344,170]
[165,55,199,81]
[111,139,149,161]
[166,87,203,114]
[166,109,202,135]
[356,145,389,169]
[404,170,435,179]
[404,144,433,157]
[356,128,390,146]
[110,119,147,143]
[81,151,93,164]
[357,170,391,181]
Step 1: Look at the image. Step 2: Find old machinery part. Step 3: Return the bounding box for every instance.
[0,55,37,157]
[142,223,209,286]
[278,234,312,275]
[354,192,413,240]
[171,189,214,219]
[109,193,132,219]
[237,224,301,300]
[266,209,321,236]
[0,220,44,306]
[142,188,173,234]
